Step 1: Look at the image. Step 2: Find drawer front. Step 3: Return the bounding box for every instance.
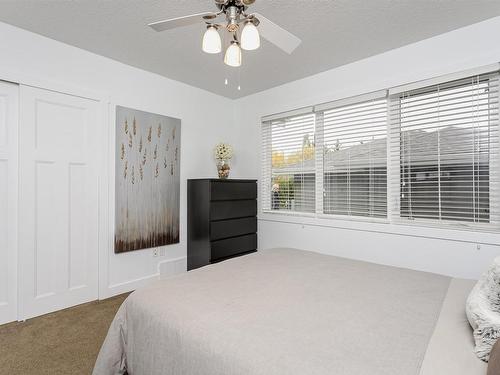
[210,200,257,221]
[211,233,257,261]
[210,217,257,241]
[210,181,257,201]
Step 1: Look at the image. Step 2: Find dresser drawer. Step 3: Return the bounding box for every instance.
[210,217,257,241]
[211,233,257,261]
[210,181,257,201]
[210,200,257,221]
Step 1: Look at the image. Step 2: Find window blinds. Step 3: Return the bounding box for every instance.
[388,72,500,228]
[261,65,500,231]
[261,111,316,213]
[319,96,388,218]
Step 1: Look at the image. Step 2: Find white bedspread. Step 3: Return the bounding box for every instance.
[93,248,479,375]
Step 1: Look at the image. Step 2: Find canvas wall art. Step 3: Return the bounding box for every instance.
[115,106,181,253]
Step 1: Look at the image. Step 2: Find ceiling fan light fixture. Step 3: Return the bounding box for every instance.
[149,1,303,69]
[241,20,260,51]
[224,41,242,67]
[202,25,221,54]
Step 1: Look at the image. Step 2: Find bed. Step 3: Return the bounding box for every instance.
[93,248,486,375]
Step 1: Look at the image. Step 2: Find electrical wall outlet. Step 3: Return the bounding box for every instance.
[153,248,159,257]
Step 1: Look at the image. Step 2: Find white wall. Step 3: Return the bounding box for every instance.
[0,22,241,299]
[233,16,500,279]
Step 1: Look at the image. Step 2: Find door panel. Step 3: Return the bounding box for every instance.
[19,85,100,320]
[0,81,18,325]
[0,161,8,302]
[68,163,88,290]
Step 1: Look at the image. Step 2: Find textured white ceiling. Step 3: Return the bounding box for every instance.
[1,0,499,98]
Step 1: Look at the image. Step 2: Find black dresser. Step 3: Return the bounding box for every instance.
[187,179,257,271]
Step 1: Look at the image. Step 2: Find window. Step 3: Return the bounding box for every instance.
[389,72,500,228]
[261,111,316,213]
[261,65,500,230]
[319,95,388,218]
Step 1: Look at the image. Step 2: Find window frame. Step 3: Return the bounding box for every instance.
[388,72,500,231]
[319,95,389,220]
[261,109,317,215]
[260,64,500,232]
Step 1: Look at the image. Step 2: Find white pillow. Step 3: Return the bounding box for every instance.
[466,256,500,361]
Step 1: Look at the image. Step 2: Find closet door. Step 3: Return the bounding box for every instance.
[0,81,19,325]
[19,85,100,320]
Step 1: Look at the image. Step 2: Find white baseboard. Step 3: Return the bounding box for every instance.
[102,256,188,300]
[104,273,160,299]
[158,256,187,279]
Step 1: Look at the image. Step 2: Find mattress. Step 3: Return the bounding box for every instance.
[93,248,486,375]
[419,278,486,375]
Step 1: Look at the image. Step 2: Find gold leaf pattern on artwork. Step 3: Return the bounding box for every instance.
[120,143,125,160]
[131,166,135,185]
[170,162,174,176]
[128,132,133,148]
[163,157,167,169]
[124,160,128,179]
[175,147,178,162]
[139,164,144,180]
[166,140,169,152]
[138,137,143,153]
[124,119,128,134]
[153,144,158,160]
[147,126,152,142]
[133,117,137,136]
[142,148,147,165]
[157,123,162,138]
[155,163,159,178]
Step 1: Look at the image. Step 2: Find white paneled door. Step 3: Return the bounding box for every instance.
[0,81,19,325]
[19,85,100,320]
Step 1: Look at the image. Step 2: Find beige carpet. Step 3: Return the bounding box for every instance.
[0,293,128,375]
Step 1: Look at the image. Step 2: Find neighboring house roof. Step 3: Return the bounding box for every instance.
[273,126,489,174]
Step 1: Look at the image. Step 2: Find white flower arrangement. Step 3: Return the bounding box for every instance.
[214,143,233,160]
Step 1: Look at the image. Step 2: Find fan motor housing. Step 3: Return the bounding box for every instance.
[216,0,250,12]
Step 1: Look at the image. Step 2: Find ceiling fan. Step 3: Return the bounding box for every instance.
[148,0,301,68]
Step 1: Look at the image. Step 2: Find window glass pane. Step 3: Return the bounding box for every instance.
[323,98,387,218]
[398,77,494,223]
[269,114,315,213]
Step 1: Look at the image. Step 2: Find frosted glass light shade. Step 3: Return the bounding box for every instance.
[241,22,260,51]
[224,42,242,67]
[202,26,221,54]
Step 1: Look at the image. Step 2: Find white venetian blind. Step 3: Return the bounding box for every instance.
[318,93,388,218]
[261,110,316,213]
[389,71,500,228]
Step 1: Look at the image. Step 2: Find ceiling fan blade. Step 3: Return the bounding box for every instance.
[148,12,217,32]
[253,13,301,54]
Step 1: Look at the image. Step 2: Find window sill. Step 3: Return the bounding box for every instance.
[258,211,500,245]
[261,209,316,219]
